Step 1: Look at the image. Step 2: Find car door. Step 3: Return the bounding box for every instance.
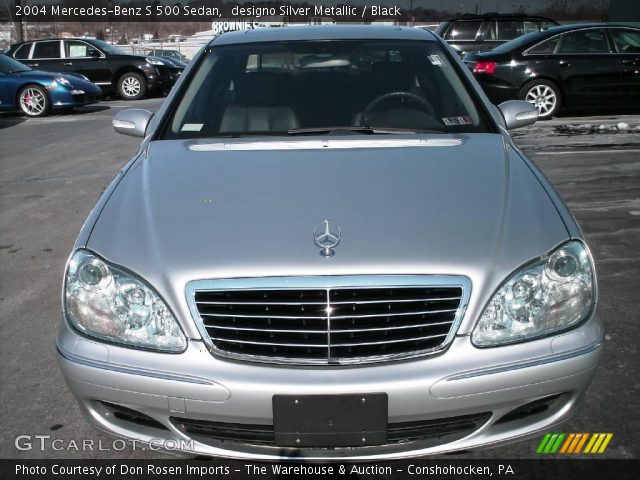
[607,27,640,100]
[23,40,64,73]
[61,40,111,85]
[553,28,620,107]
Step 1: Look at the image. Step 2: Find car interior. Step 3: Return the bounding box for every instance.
[168,41,483,137]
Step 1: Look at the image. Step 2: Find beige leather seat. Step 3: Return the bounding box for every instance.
[219,105,300,133]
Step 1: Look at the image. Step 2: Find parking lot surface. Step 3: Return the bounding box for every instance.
[0,100,638,460]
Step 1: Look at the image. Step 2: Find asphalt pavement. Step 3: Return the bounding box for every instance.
[0,100,638,461]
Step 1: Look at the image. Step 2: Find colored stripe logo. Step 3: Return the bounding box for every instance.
[537,433,613,454]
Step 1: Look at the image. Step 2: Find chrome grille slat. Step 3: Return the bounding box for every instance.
[205,320,455,335]
[215,339,328,347]
[330,333,448,347]
[206,325,328,333]
[188,276,468,365]
[331,320,454,333]
[194,296,461,306]
[199,308,458,320]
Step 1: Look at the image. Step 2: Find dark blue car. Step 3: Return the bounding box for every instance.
[0,54,101,117]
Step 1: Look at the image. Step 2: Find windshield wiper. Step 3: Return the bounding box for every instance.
[287,126,442,136]
[287,126,378,135]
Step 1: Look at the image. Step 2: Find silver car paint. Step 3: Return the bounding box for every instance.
[59,25,602,459]
[85,134,569,339]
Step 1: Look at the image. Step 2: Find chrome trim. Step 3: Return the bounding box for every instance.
[447,341,602,381]
[200,307,458,320]
[195,296,462,305]
[56,345,212,385]
[185,275,471,366]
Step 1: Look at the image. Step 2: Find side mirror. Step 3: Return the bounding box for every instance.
[112,109,153,138]
[498,100,538,130]
[89,49,102,58]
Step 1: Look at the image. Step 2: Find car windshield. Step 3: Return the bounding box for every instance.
[163,40,490,139]
[91,40,126,55]
[0,54,31,73]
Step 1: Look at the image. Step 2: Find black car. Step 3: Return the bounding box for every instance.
[464,24,640,118]
[435,13,559,55]
[6,38,183,100]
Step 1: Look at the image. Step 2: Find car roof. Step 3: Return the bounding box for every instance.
[210,25,436,46]
[541,22,639,34]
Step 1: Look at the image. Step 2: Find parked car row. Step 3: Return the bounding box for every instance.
[1,38,186,117]
[4,21,639,120]
[7,38,184,101]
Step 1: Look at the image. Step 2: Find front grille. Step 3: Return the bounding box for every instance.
[189,276,467,365]
[170,412,491,448]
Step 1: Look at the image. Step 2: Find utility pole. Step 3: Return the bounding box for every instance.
[15,0,24,42]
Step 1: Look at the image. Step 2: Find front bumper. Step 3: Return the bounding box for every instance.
[56,315,603,460]
[146,66,182,92]
[50,88,102,108]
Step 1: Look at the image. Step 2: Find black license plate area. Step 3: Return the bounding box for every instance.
[273,393,388,447]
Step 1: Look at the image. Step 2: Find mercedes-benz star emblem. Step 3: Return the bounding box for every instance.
[314,220,341,257]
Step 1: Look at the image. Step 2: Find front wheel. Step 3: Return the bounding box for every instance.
[117,72,147,100]
[18,85,50,117]
[519,80,561,119]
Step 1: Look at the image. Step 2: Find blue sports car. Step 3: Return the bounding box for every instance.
[0,54,102,117]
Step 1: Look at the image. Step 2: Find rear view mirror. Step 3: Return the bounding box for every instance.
[112,109,153,138]
[498,100,538,130]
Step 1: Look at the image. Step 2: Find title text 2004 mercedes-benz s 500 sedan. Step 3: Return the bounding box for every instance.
[57,26,603,460]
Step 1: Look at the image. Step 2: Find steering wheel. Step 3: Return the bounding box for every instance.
[361,91,436,123]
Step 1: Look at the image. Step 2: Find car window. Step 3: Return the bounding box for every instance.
[557,29,610,54]
[90,39,126,55]
[487,21,523,41]
[444,21,482,41]
[523,21,555,34]
[14,43,31,59]
[65,40,101,58]
[609,29,640,53]
[32,40,61,59]
[527,36,561,54]
[163,40,490,139]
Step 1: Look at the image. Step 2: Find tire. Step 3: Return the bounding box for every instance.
[518,80,561,119]
[18,85,50,117]
[117,72,147,100]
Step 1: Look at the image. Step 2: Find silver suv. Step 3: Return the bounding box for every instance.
[57,25,603,460]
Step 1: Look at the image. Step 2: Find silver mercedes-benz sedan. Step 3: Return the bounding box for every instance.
[57,25,603,460]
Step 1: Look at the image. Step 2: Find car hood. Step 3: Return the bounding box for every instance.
[87,133,569,335]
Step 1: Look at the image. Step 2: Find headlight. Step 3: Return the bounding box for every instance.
[64,250,187,352]
[55,76,71,87]
[145,57,164,66]
[473,241,594,347]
